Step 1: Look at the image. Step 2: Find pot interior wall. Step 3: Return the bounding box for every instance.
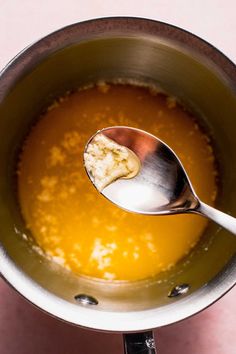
[0,36,236,312]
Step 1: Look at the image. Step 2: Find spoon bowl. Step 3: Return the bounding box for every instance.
[85,126,236,234]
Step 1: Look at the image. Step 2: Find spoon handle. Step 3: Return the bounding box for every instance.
[195,201,236,235]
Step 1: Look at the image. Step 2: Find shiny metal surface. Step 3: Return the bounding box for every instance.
[168,284,190,298]
[123,332,157,354]
[86,126,198,214]
[0,18,236,332]
[74,294,99,306]
[86,126,236,235]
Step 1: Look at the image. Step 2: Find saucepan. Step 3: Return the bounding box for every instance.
[0,17,236,353]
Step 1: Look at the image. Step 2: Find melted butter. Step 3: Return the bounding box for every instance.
[17,83,217,281]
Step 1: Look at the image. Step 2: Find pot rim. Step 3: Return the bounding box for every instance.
[0,16,235,332]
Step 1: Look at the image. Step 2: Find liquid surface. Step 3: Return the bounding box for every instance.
[18,83,217,281]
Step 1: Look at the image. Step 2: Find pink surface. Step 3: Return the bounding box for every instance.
[0,280,235,354]
[0,1,236,353]
[1,0,236,69]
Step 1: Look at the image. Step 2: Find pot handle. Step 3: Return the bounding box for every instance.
[123,331,157,353]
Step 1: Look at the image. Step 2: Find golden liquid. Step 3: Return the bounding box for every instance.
[18,83,217,281]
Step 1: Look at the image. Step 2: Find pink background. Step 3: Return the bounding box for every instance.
[0,1,235,353]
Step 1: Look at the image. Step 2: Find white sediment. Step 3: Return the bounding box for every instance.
[84,133,140,191]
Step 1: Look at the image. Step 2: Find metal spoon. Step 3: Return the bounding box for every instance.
[84,126,236,235]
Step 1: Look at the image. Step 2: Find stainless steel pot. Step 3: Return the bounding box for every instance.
[0,17,236,353]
